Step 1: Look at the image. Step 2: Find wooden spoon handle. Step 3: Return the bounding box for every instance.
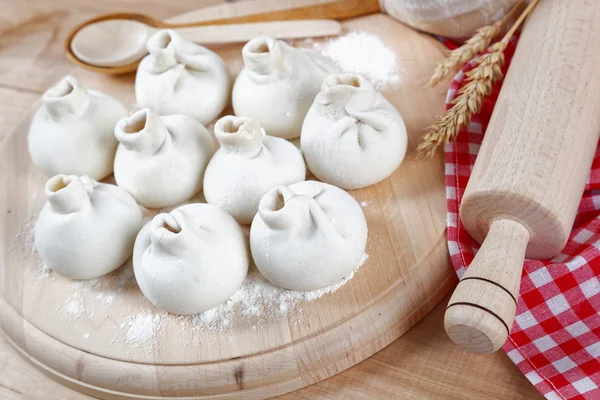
[175,19,342,44]
[164,0,381,27]
[444,219,530,353]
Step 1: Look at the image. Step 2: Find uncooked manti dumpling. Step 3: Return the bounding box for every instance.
[28,76,126,180]
[135,30,231,124]
[203,115,306,224]
[35,175,143,280]
[133,203,249,314]
[114,108,215,208]
[301,73,407,189]
[232,36,337,139]
[250,181,367,291]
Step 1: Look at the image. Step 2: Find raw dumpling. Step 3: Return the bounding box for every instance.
[232,36,337,139]
[133,203,249,314]
[203,115,306,224]
[135,29,231,124]
[28,75,126,180]
[35,175,143,280]
[250,181,367,291]
[114,108,215,208]
[301,73,407,189]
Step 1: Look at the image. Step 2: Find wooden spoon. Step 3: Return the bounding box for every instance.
[69,18,341,69]
[64,0,382,75]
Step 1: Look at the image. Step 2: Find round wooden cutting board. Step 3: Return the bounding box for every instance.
[0,12,455,400]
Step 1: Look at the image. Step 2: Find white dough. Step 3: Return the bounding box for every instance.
[114,109,215,208]
[301,73,407,189]
[135,30,231,124]
[133,203,249,315]
[35,175,143,280]
[203,116,306,224]
[250,181,367,291]
[28,76,126,180]
[232,36,337,139]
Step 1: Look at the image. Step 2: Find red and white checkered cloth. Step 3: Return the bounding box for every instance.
[445,38,600,399]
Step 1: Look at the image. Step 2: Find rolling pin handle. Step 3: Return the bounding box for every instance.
[444,219,530,353]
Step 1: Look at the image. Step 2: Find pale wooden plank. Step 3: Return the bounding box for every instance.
[0,0,541,398]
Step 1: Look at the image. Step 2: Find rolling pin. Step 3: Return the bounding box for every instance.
[444,0,600,354]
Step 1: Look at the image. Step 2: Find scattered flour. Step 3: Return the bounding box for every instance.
[124,314,160,344]
[13,206,370,347]
[65,298,84,317]
[308,31,402,89]
[9,214,37,260]
[360,200,371,207]
[95,292,116,308]
[175,253,370,333]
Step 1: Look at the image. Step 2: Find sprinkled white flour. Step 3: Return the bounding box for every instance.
[124,314,159,344]
[13,202,370,347]
[307,31,402,89]
[65,298,84,317]
[9,214,37,260]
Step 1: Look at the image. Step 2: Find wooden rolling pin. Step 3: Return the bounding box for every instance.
[444,0,600,353]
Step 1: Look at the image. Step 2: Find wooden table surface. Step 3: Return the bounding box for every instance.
[0,0,542,399]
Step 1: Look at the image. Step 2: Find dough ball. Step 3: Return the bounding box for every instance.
[28,75,126,180]
[380,0,520,39]
[232,36,337,139]
[301,73,407,189]
[135,30,231,124]
[133,203,249,315]
[35,175,143,280]
[250,181,367,291]
[114,109,215,208]
[203,115,306,224]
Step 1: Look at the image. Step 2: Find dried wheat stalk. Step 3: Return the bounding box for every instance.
[417,0,541,159]
[427,21,504,88]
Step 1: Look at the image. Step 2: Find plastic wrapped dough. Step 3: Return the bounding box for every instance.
[203,116,306,224]
[301,73,407,189]
[380,0,520,39]
[232,36,337,139]
[135,30,231,124]
[35,175,143,280]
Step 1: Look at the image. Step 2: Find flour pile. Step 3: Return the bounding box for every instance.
[307,31,402,89]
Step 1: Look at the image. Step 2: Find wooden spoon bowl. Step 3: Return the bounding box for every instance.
[64,0,382,74]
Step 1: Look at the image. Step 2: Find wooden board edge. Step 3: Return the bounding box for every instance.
[0,233,455,399]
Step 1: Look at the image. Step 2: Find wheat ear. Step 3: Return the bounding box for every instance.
[427,0,524,88]
[417,0,541,159]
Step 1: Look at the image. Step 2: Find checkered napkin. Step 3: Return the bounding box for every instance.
[444,38,600,399]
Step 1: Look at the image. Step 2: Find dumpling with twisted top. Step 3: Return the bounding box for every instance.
[114,108,215,208]
[133,203,249,315]
[232,36,337,139]
[250,181,368,291]
[203,115,306,224]
[28,76,126,180]
[35,174,142,280]
[135,29,231,124]
[301,73,407,189]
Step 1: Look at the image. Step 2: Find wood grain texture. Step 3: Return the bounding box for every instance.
[446,0,600,353]
[0,297,543,400]
[65,0,352,75]
[0,8,457,400]
[0,0,540,398]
